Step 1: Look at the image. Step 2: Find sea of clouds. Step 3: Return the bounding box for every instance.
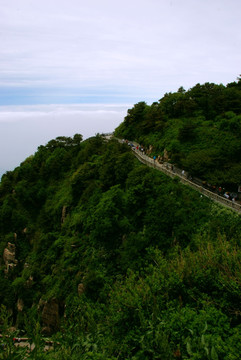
[0,103,130,178]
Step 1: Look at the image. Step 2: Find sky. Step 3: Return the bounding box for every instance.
[0,0,241,177]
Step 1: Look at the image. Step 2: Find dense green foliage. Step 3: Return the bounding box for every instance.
[115,77,241,190]
[1,78,241,359]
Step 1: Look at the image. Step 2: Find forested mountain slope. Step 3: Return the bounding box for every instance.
[0,80,241,358]
[115,77,241,190]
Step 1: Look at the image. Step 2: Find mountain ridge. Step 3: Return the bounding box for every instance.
[1,77,241,359]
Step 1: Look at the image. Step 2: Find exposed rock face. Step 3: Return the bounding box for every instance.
[17,298,24,312]
[163,148,170,161]
[40,299,60,335]
[26,275,34,288]
[61,205,68,224]
[78,283,85,296]
[147,145,153,155]
[3,242,18,273]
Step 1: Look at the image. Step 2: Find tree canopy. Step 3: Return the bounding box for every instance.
[115,77,241,189]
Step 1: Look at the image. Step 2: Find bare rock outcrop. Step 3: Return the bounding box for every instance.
[39,299,60,335]
[3,242,18,273]
[146,145,153,155]
[17,298,24,312]
[61,205,68,224]
[163,148,170,161]
[26,275,34,288]
[78,283,85,296]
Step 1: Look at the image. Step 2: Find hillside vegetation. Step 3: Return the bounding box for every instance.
[115,76,241,190]
[1,78,241,359]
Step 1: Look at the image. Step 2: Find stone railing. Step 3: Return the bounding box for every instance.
[131,148,241,214]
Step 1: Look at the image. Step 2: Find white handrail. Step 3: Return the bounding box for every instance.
[131,148,241,213]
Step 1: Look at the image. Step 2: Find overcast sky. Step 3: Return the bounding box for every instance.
[0,0,241,177]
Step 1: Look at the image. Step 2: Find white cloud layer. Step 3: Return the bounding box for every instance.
[0,104,129,177]
[0,0,241,176]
